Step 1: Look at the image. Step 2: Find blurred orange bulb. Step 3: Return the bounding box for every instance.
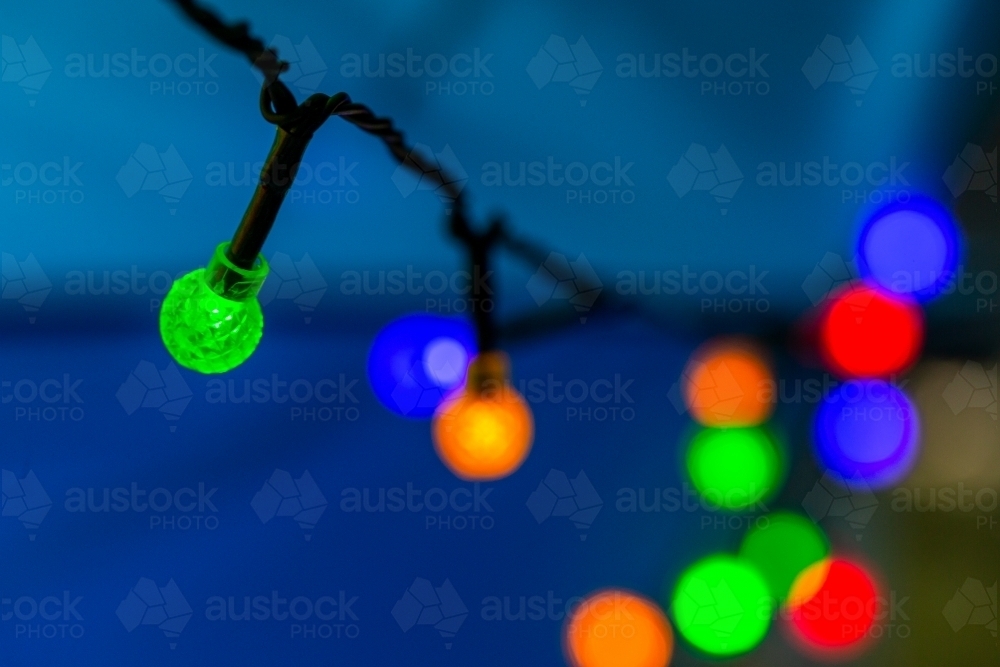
[564,589,673,667]
[432,352,534,481]
[682,337,774,427]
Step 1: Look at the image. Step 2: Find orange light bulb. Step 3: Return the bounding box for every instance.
[432,351,534,481]
[564,589,674,667]
[681,337,774,427]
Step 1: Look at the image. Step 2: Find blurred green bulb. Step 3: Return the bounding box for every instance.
[670,554,773,657]
[160,243,269,374]
[739,511,830,603]
[685,426,782,511]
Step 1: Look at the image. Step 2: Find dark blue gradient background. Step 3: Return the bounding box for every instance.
[1,0,998,665]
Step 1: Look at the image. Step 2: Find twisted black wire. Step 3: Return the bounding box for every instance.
[166,0,515,350]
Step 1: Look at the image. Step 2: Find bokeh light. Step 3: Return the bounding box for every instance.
[367,314,476,418]
[856,196,961,302]
[671,554,773,657]
[904,358,1000,488]
[787,558,879,651]
[432,352,534,481]
[564,589,674,667]
[685,427,782,511]
[819,282,923,378]
[681,337,774,427]
[813,379,920,490]
[739,512,830,603]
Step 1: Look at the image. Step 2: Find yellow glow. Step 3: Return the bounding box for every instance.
[786,558,833,611]
[432,384,534,481]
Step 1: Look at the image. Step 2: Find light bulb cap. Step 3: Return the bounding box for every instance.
[204,242,269,301]
[466,351,510,395]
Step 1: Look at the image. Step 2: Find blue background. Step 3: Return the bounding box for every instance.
[1,0,998,665]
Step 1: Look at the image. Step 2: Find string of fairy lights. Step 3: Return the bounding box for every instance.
[157,2,964,664]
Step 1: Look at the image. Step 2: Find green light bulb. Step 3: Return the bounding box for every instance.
[670,554,773,657]
[160,243,269,374]
[685,426,782,511]
[739,512,830,603]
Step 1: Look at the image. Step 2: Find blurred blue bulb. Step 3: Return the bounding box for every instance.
[856,196,960,302]
[813,380,920,490]
[367,314,476,418]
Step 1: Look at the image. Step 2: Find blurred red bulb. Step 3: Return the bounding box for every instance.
[819,283,923,378]
[788,558,879,650]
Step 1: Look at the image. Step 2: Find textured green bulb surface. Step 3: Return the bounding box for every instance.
[160,268,264,374]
